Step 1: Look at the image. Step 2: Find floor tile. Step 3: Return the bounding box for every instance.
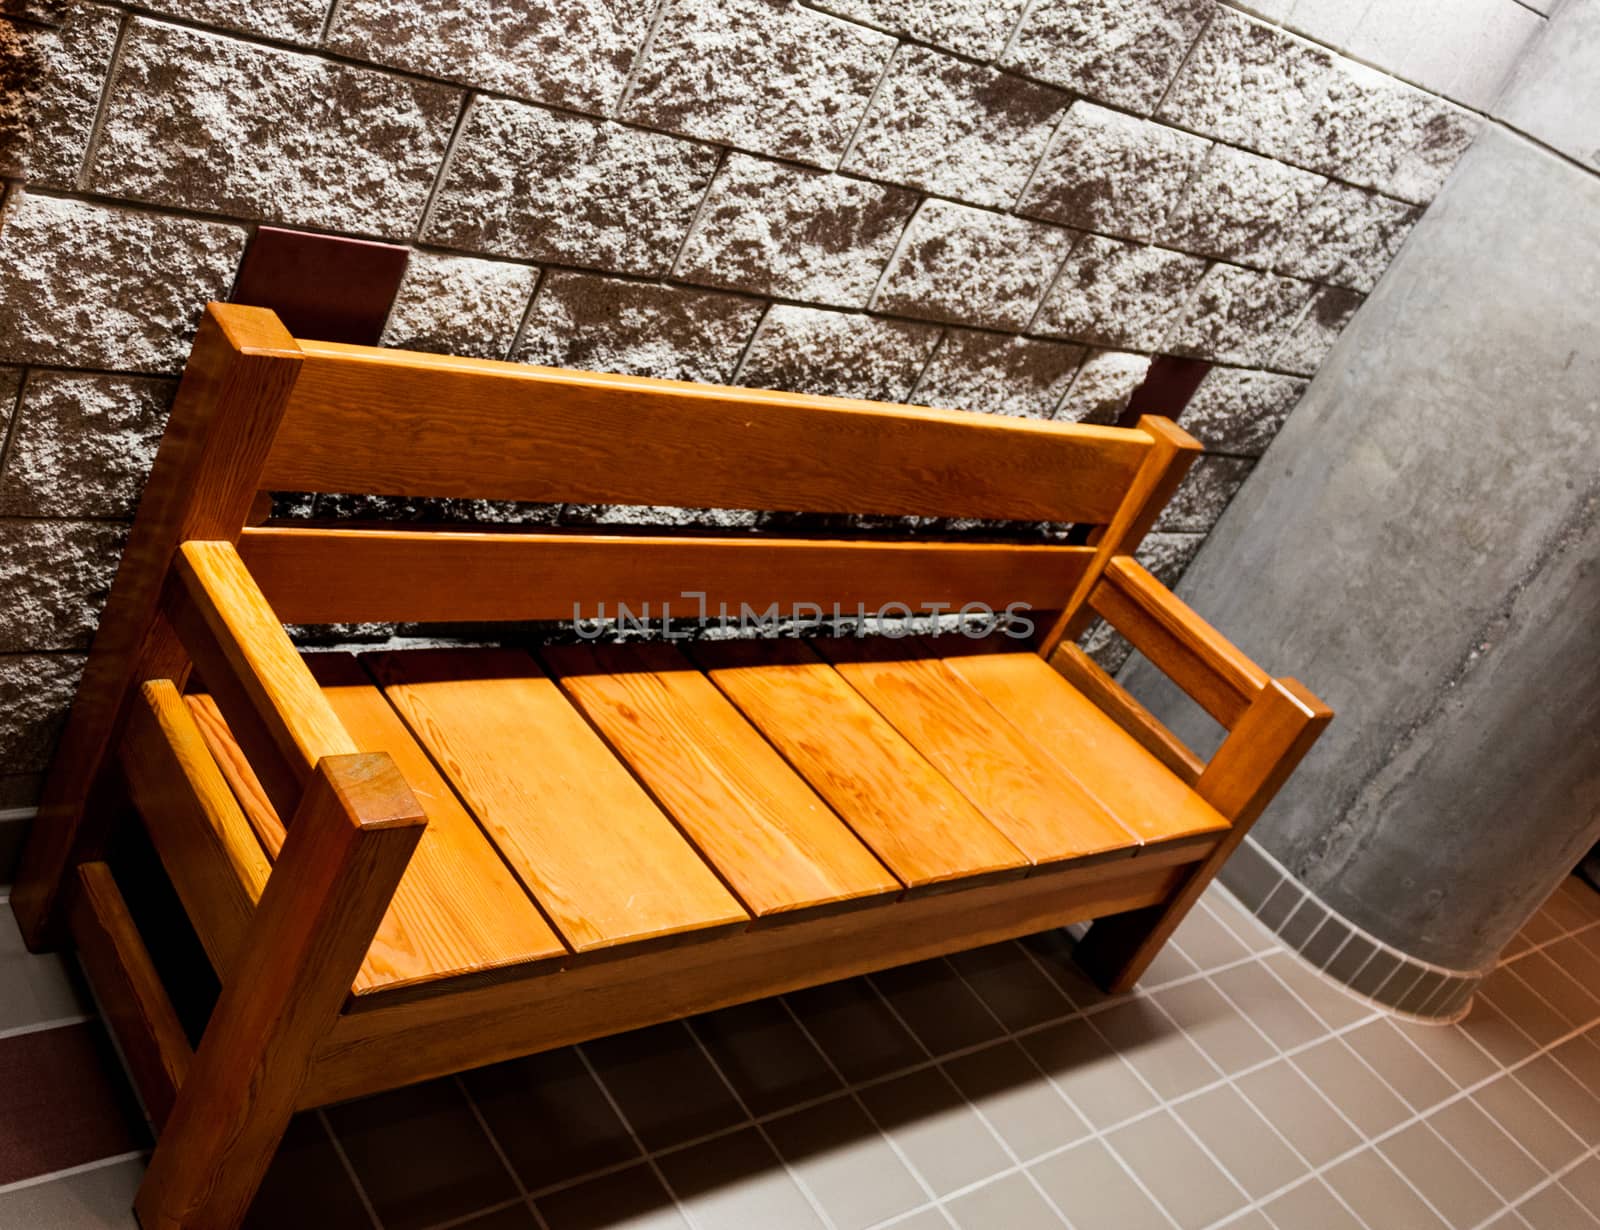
[535,1163,688,1230]
[1480,965,1571,1046]
[0,1157,142,1228]
[1261,952,1373,1030]
[1210,961,1326,1051]
[1173,902,1252,971]
[1457,996,1540,1067]
[884,1210,953,1230]
[1261,1176,1363,1230]
[1542,878,1599,933]
[765,1095,925,1230]
[942,1041,1089,1162]
[244,1113,370,1230]
[1553,1033,1600,1099]
[1347,950,1403,999]
[1518,1181,1600,1230]
[455,1203,541,1229]
[1514,906,1564,949]
[1425,1097,1545,1202]
[945,1172,1065,1230]
[1278,898,1327,951]
[325,1077,518,1230]
[1512,950,1600,1029]
[1018,931,1127,1011]
[1030,1139,1170,1230]
[692,998,842,1117]
[1323,1149,1449,1230]
[1472,1075,1586,1171]
[0,908,89,1034]
[1560,1155,1600,1212]
[1089,997,1221,1101]
[1234,1059,1362,1167]
[946,943,1072,1033]
[1323,934,1378,987]
[1153,978,1276,1075]
[1219,1213,1272,1230]
[1482,1213,1535,1230]
[785,978,924,1083]
[461,1048,639,1192]
[1106,1110,1247,1230]
[1174,1084,1306,1201]
[1389,1015,1500,1087]
[655,1127,824,1230]
[1020,1018,1157,1131]
[1139,937,1201,990]
[1204,888,1278,954]
[1298,917,1348,970]
[582,1022,745,1151]
[856,1067,1010,1198]
[1512,1052,1600,1140]
[871,959,1006,1056]
[1289,1037,1410,1137]
[1545,935,1600,1002]
[1340,1018,1455,1112]
[1256,882,1304,932]
[1377,1120,1502,1229]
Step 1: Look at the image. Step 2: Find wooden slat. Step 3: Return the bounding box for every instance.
[367,648,748,953]
[262,341,1153,523]
[815,639,1141,865]
[543,643,899,919]
[304,854,1196,1105]
[1048,645,1206,784]
[237,527,1090,626]
[936,644,1229,847]
[120,680,269,976]
[70,862,193,1131]
[1088,556,1269,727]
[691,639,1030,892]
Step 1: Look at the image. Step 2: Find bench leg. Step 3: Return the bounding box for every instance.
[135,754,422,1229]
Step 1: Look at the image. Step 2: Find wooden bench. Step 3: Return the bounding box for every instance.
[9,304,1330,1229]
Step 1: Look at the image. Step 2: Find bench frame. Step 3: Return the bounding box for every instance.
[10,305,1330,1229]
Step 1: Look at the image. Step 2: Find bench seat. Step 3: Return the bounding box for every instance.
[185,639,1230,999]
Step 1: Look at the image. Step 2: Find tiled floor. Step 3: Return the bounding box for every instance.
[4,876,1600,1229]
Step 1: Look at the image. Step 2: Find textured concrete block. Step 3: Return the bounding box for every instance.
[1055,350,1151,425]
[381,251,539,360]
[0,193,246,372]
[1154,454,1254,531]
[136,0,327,42]
[624,0,894,168]
[911,330,1085,419]
[1163,145,1326,268]
[1018,102,1208,243]
[737,305,939,401]
[0,2,118,188]
[426,97,719,274]
[1179,368,1305,455]
[842,45,1065,208]
[1165,266,1315,366]
[1273,286,1361,375]
[1138,531,1206,587]
[0,372,174,517]
[91,20,461,238]
[328,0,654,111]
[873,201,1075,330]
[0,521,126,652]
[1159,8,1333,158]
[676,154,916,308]
[0,653,84,773]
[0,368,18,439]
[514,271,763,384]
[1276,184,1419,292]
[1387,101,1481,205]
[1035,236,1207,350]
[1003,0,1213,113]
[808,0,1028,58]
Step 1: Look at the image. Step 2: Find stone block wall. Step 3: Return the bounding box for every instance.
[0,0,1546,807]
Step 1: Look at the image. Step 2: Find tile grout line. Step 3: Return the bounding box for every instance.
[315,1108,386,1230]
[449,1073,554,1230]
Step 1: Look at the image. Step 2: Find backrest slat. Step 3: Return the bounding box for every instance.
[259,342,1153,524]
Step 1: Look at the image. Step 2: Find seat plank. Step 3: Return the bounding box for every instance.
[366,648,748,953]
[691,639,1031,891]
[936,644,1230,848]
[815,639,1141,866]
[542,643,900,919]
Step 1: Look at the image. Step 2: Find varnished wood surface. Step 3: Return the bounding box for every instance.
[238,526,1089,626]
[1048,644,1206,784]
[692,639,1031,891]
[368,648,748,953]
[816,639,1141,866]
[543,643,900,919]
[263,340,1152,523]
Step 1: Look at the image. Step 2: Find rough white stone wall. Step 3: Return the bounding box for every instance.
[0,0,1546,805]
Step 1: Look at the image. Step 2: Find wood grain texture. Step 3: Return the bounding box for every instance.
[262,341,1152,523]
[237,527,1088,626]
[303,858,1191,1106]
[816,639,1141,866]
[368,648,748,953]
[543,642,899,919]
[1047,644,1206,784]
[120,680,270,977]
[692,639,1030,892]
[135,754,423,1230]
[937,643,1229,847]
[70,861,193,1132]
[12,303,302,948]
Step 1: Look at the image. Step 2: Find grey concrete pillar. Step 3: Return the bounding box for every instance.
[1123,3,1600,1016]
